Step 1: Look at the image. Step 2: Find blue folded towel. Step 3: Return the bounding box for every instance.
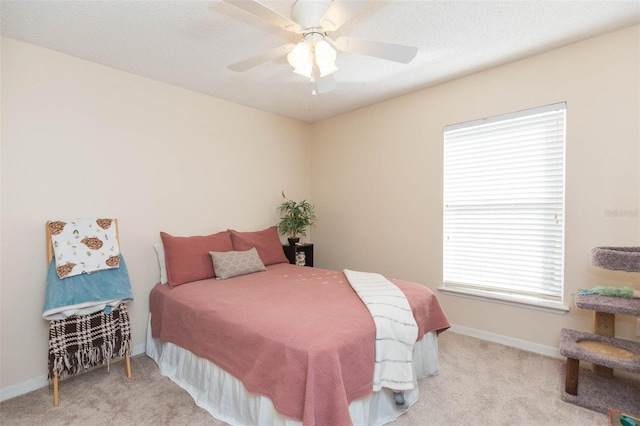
[43,255,133,320]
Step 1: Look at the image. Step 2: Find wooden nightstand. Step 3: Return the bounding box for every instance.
[283,243,314,267]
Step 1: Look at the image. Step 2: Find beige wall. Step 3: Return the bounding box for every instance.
[0,38,311,391]
[311,25,640,348]
[2,24,639,397]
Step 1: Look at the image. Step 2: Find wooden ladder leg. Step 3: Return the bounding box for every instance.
[125,350,132,379]
[565,357,579,395]
[53,370,59,407]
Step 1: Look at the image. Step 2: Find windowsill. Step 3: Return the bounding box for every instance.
[438,286,570,314]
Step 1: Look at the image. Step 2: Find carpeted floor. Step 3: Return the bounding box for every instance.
[0,332,618,425]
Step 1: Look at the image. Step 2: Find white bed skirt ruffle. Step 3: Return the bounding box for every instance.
[146,316,439,426]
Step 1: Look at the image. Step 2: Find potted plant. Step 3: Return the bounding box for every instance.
[277,191,317,245]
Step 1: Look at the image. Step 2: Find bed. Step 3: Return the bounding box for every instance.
[146,227,450,425]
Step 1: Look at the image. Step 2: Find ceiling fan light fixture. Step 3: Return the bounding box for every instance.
[314,39,334,60]
[288,32,337,80]
[318,61,338,77]
[293,63,313,78]
[287,40,312,70]
[314,39,338,77]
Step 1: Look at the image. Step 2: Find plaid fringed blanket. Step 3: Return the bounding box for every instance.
[48,304,131,379]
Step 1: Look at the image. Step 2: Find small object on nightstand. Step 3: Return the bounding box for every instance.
[296,251,306,266]
[283,243,314,267]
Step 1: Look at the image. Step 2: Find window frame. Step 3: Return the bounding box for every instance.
[440,102,569,314]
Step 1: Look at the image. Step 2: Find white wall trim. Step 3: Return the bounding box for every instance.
[0,342,146,402]
[0,375,49,404]
[448,324,562,359]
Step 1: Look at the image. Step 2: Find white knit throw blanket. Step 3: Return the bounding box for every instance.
[343,269,419,391]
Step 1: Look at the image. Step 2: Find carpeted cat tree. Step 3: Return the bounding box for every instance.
[560,247,640,417]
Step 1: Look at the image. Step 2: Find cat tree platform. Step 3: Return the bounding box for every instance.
[590,246,640,273]
[561,328,640,379]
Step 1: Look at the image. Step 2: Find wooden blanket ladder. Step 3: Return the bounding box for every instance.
[45,219,132,407]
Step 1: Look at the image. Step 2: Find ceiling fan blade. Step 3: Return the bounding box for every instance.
[228,44,295,72]
[319,0,369,32]
[332,36,418,64]
[223,0,302,33]
[316,74,336,94]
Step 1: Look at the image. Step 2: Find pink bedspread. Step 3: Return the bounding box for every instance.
[150,263,449,425]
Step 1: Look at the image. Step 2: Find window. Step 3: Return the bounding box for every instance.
[443,102,566,307]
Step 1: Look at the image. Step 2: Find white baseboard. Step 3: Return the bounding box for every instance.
[0,375,49,404]
[0,342,146,403]
[448,324,563,359]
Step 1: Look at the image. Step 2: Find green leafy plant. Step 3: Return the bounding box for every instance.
[277,191,317,239]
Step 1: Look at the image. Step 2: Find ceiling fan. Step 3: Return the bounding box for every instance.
[222,0,418,94]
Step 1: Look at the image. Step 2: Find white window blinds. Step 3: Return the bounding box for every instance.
[443,102,566,302]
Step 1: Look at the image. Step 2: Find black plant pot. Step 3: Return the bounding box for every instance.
[288,237,300,246]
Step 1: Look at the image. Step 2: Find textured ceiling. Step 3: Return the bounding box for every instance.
[2,1,639,123]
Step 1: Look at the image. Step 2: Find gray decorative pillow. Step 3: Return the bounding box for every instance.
[209,247,266,280]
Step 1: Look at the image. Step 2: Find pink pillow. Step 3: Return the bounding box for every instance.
[229,226,289,266]
[160,231,233,288]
